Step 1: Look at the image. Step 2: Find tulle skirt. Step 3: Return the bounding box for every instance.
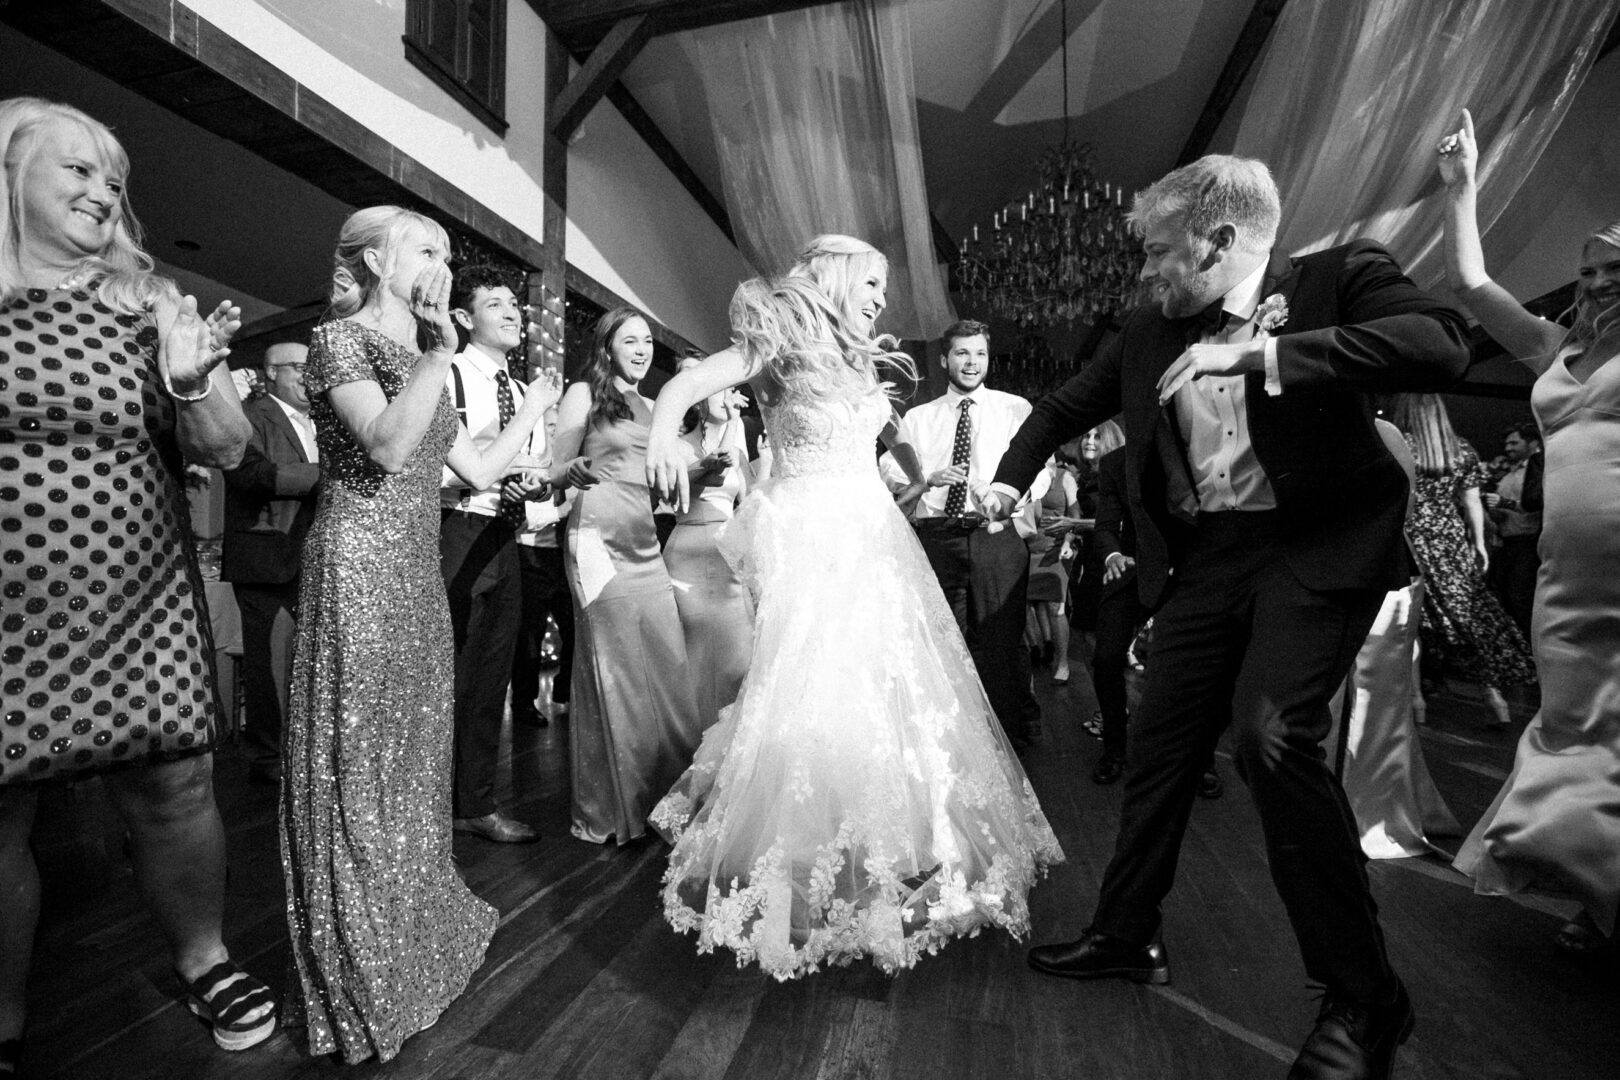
[651,470,1063,979]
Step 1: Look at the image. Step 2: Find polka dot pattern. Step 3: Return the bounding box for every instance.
[0,288,217,785]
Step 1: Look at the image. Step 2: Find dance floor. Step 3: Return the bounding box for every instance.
[22,661,1618,1079]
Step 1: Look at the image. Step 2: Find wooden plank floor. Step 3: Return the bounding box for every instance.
[19,662,1619,1079]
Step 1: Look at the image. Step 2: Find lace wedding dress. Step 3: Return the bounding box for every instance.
[651,383,1063,980]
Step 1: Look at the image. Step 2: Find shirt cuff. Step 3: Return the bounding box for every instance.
[989,481,1022,502]
[1263,337,1282,396]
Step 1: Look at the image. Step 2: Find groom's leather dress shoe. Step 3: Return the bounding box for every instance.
[1286,977,1413,1080]
[1027,930,1170,984]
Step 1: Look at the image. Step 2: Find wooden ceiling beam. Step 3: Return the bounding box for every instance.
[547,13,654,141]
[528,0,847,49]
[1176,0,1290,166]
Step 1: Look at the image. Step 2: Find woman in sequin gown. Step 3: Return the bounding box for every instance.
[0,98,275,1066]
[644,237,1062,980]
[547,309,703,845]
[664,359,753,731]
[1437,111,1620,950]
[281,207,557,1064]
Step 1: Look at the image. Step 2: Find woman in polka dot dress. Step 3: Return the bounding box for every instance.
[0,98,275,1072]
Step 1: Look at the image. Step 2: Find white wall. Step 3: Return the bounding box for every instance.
[182,0,748,350]
[566,95,756,352]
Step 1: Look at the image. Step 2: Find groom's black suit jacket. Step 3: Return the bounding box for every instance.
[995,241,1472,609]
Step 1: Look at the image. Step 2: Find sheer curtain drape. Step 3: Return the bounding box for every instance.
[691,0,954,340]
[1233,0,1619,287]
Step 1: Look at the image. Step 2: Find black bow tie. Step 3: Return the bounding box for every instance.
[1180,300,1231,345]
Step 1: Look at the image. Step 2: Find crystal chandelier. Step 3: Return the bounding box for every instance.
[956,0,1139,330]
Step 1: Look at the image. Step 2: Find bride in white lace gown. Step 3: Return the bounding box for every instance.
[645,236,1063,980]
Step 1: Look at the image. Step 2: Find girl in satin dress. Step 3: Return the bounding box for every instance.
[547,309,703,845]
[1438,109,1620,953]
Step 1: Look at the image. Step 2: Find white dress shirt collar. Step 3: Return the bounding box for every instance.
[1222,259,1269,325]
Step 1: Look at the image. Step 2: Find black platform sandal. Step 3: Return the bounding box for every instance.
[179,960,276,1051]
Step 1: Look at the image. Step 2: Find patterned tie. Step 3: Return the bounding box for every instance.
[943,397,974,517]
[494,370,526,530]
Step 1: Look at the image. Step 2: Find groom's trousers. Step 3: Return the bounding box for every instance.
[1092,510,1394,1001]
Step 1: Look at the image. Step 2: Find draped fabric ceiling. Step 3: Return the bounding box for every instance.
[620,0,1620,337]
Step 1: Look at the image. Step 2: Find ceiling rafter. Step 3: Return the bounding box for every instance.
[529,0,846,50]
[547,13,654,141]
[1176,0,1290,166]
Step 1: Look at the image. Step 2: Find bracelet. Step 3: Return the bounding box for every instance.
[165,376,213,403]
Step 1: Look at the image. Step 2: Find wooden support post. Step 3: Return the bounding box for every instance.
[540,24,572,379]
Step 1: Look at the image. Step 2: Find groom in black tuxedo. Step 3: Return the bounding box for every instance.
[987,155,1470,1080]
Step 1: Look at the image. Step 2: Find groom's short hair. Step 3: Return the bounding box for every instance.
[1127,154,1280,254]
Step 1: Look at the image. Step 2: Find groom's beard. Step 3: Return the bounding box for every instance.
[1159,264,1223,318]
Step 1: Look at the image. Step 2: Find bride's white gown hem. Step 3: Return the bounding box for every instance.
[651,384,1064,981]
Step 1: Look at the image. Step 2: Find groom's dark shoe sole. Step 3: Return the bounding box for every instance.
[1027,932,1170,984]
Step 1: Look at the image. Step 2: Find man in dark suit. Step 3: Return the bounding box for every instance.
[987,155,1470,1080]
[222,342,320,786]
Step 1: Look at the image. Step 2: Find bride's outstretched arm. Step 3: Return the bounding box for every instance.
[648,345,762,511]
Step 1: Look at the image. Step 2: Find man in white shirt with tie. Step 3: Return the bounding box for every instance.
[882,318,1041,749]
[439,267,538,843]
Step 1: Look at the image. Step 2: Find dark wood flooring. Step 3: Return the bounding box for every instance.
[20,660,1619,1079]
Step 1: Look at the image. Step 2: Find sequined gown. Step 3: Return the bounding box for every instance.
[1456,343,1620,935]
[650,383,1063,980]
[281,320,497,1063]
[663,420,753,731]
[1,287,217,785]
[565,393,703,843]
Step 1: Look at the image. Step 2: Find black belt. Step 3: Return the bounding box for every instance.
[913,514,986,535]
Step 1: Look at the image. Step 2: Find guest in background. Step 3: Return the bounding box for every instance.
[1484,421,1542,638]
[664,355,754,732]
[439,266,549,843]
[1087,442,1138,785]
[282,206,557,1063]
[508,406,575,727]
[1067,422,1122,736]
[1326,418,1460,858]
[1389,393,1535,728]
[1437,109,1620,953]
[881,318,1042,748]
[548,307,703,844]
[221,341,320,787]
[1024,455,1080,684]
[0,97,273,1068]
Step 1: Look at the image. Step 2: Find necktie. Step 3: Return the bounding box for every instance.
[494,370,526,530]
[943,397,974,518]
[1179,299,1231,345]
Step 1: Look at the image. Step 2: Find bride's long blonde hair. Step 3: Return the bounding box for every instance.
[731,234,916,402]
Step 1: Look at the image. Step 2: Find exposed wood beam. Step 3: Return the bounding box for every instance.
[1176,0,1290,166]
[962,0,1105,124]
[529,0,847,49]
[604,83,735,243]
[547,14,653,142]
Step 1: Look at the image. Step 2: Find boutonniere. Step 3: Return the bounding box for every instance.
[1254,293,1289,334]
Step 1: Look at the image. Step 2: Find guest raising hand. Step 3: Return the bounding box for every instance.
[1437,107,1620,954]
